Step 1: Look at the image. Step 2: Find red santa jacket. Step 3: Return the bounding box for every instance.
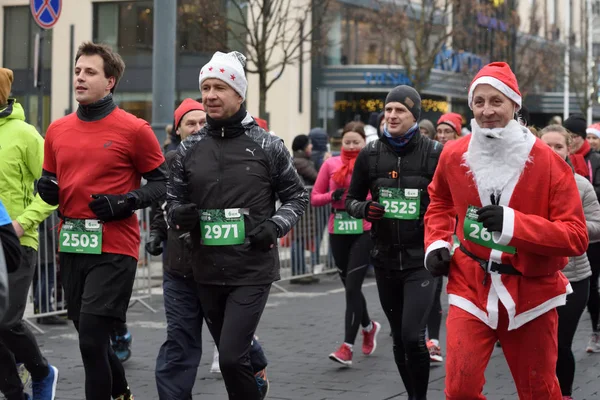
[425,133,588,330]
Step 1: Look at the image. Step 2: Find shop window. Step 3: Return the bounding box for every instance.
[113,92,152,122]
[93,1,154,56]
[3,6,53,70]
[93,1,241,58]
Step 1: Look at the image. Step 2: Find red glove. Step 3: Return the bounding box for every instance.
[365,202,385,222]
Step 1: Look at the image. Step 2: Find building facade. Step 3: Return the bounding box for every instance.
[1,0,598,143]
[0,0,312,146]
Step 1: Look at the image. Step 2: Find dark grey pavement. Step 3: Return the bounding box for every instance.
[26,274,600,399]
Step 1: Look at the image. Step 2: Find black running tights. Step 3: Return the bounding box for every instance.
[426,277,443,340]
[375,267,436,400]
[74,313,129,400]
[557,278,590,396]
[330,232,373,345]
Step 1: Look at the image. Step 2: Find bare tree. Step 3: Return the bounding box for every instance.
[569,0,597,115]
[370,0,459,92]
[186,0,330,120]
[511,0,563,97]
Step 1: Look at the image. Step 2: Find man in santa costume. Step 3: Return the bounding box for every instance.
[424,62,588,399]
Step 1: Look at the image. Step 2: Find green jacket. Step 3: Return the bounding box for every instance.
[0,99,56,250]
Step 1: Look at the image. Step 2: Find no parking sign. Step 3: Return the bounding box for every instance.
[30,0,62,29]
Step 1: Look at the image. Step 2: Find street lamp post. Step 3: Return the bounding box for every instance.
[151,0,177,146]
[563,0,571,121]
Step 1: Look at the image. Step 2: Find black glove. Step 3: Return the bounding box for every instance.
[331,188,345,201]
[365,201,386,222]
[248,221,279,252]
[172,204,199,231]
[88,194,135,222]
[37,176,59,206]
[426,248,451,277]
[477,205,504,232]
[145,235,163,256]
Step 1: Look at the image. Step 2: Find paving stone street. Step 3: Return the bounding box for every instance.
[27,274,600,399]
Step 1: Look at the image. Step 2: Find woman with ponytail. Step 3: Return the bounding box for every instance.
[311,121,381,367]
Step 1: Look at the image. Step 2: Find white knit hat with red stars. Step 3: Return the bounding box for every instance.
[468,61,522,111]
[199,51,247,100]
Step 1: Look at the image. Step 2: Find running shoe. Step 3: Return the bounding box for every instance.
[31,365,58,400]
[329,343,353,366]
[17,363,32,390]
[362,321,381,355]
[210,345,221,374]
[586,332,600,353]
[111,332,133,363]
[114,388,134,400]
[427,339,444,362]
[255,368,269,400]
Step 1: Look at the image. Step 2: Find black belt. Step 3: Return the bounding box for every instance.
[459,244,521,284]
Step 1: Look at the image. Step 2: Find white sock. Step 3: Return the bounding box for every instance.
[430,339,439,346]
[363,321,373,332]
[344,342,353,350]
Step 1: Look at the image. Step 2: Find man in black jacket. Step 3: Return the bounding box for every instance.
[153,100,268,399]
[167,51,308,400]
[564,114,600,353]
[346,85,441,400]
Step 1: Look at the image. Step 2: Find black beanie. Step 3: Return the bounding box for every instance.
[292,134,310,152]
[563,114,587,139]
[385,85,421,121]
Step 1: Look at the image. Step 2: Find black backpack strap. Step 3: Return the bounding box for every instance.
[421,138,441,178]
[368,140,382,182]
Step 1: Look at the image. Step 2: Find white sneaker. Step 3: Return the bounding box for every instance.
[210,345,221,374]
[586,333,600,353]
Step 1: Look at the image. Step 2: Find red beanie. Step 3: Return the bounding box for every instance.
[437,113,463,135]
[468,62,521,111]
[254,117,268,131]
[174,98,204,130]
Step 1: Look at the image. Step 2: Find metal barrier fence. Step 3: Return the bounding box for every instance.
[277,186,338,281]
[23,185,337,331]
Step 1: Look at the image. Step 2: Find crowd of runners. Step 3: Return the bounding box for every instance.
[0,40,599,400]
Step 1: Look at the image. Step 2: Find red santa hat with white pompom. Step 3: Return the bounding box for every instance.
[468,62,522,111]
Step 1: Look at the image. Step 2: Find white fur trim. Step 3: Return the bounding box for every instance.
[424,240,453,269]
[488,249,503,265]
[491,274,571,330]
[468,76,522,110]
[586,128,600,138]
[492,206,515,246]
[448,294,498,329]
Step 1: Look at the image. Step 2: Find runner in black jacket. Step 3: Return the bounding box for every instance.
[346,85,442,400]
[167,51,308,400]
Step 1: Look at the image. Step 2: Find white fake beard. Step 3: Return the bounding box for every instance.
[462,119,532,199]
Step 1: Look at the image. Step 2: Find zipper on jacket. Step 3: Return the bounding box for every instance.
[222,127,225,137]
[218,139,224,202]
[396,156,403,269]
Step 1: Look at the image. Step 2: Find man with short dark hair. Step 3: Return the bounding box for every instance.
[346,85,441,399]
[37,42,167,400]
[168,50,308,400]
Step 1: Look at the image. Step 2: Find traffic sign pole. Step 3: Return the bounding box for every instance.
[30,0,61,133]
